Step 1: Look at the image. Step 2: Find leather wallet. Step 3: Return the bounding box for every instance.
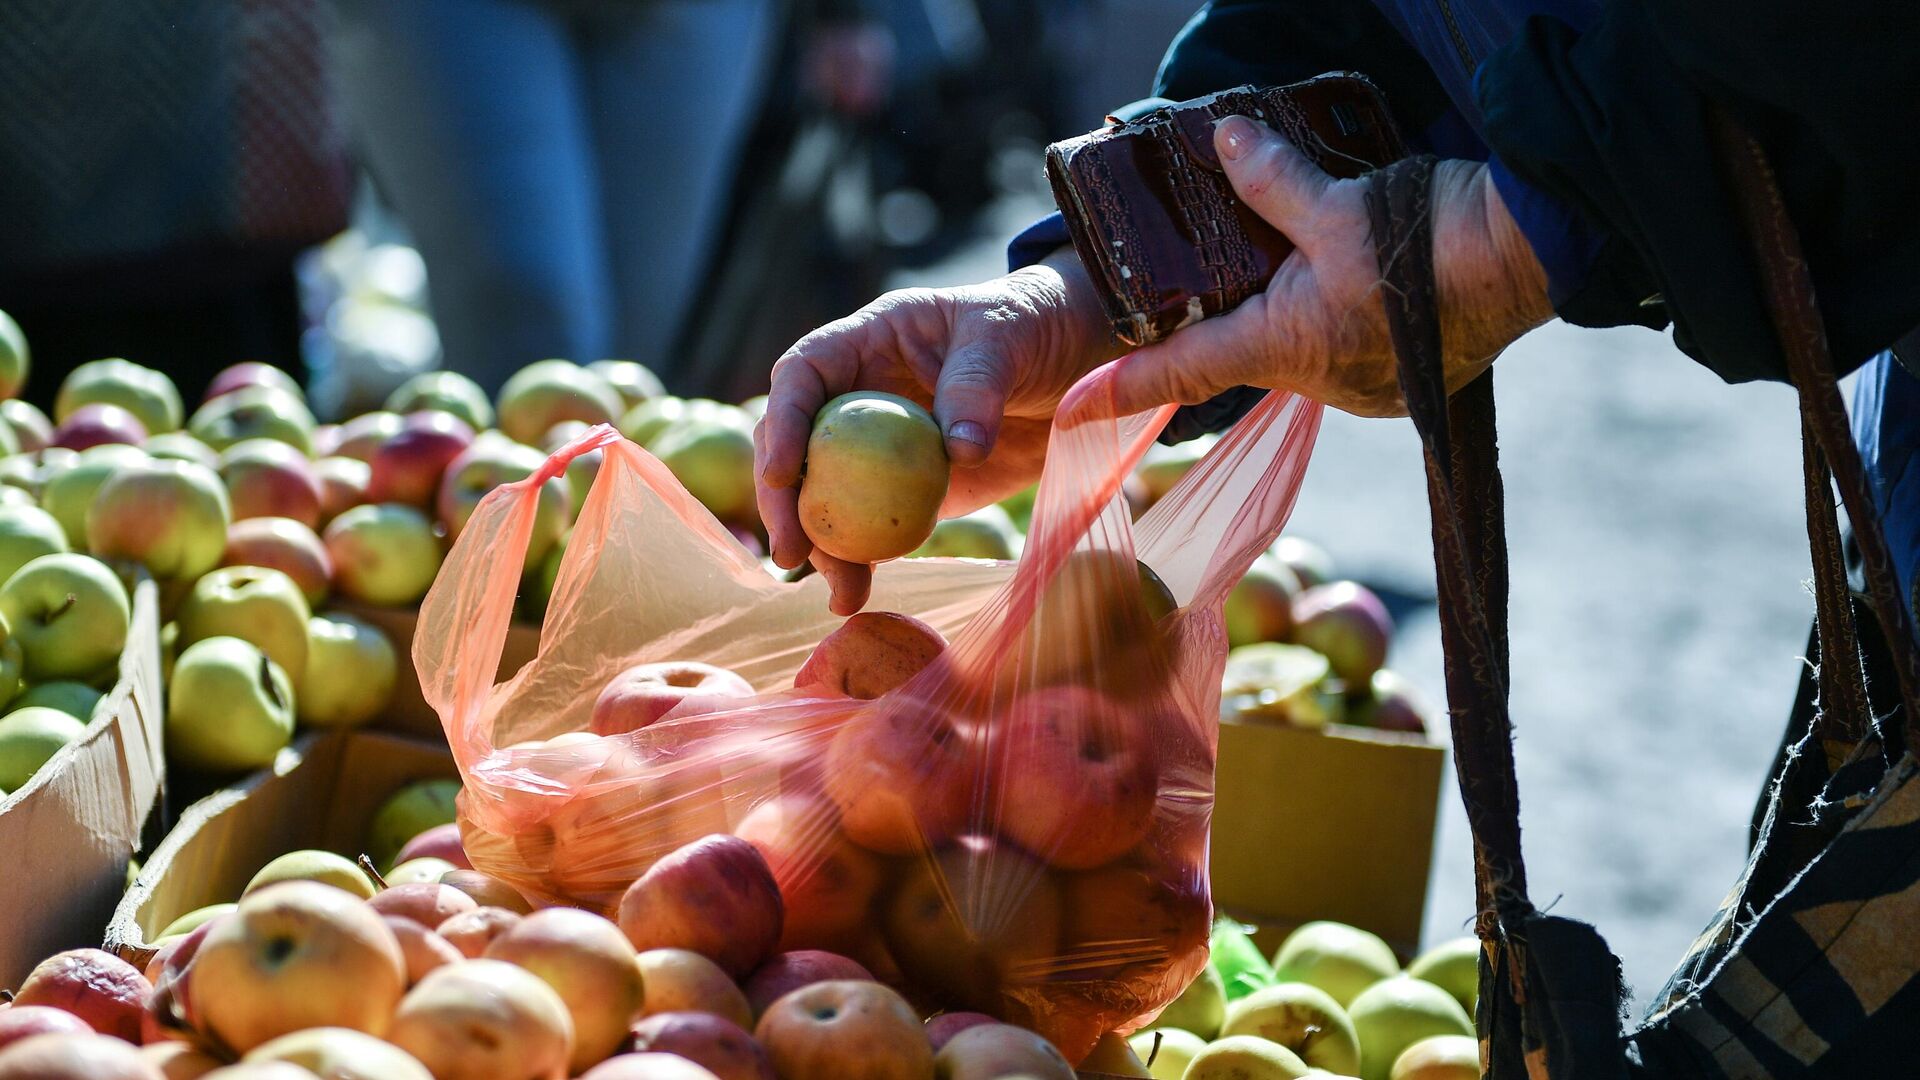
[1045,74,1406,348]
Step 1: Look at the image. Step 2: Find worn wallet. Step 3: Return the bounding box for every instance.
[1045,74,1406,348]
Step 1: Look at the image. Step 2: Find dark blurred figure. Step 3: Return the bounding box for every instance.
[0,2,350,408]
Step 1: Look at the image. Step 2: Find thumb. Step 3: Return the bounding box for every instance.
[933,339,1013,468]
[1105,300,1270,418]
[1214,115,1332,246]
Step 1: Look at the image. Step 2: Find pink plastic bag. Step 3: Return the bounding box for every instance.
[415,361,1320,1060]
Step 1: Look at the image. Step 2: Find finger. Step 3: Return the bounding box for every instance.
[754,419,812,569]
[1214,115,1334,247]
[811,549,873,616]
[932,339,1013,468]
[760,313,889,489]
[1105,298,1272,418]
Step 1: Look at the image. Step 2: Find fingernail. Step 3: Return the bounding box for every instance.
[948,420,988,448]
[1216,115,1258,161]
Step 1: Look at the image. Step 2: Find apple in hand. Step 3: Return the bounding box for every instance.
[297,612,397,729]
[495,359,624,446]
[222,517,332,606]
[332,412,403,463]
[988,685,1159,869]
[796,392,948,563]
[590,661,753,735]
[56,357,183,435]
[188,385,316,455]
[387,371,494,432]
[823,699,982,853]
[204,362,303,405]
[165,636,295,772]
[794,612,946,699]
[53,402,147,450]
[219,439,323,528]
[1292,582,1393,685]
[177,565,311,681]
[617,834,784,979]
[86,458,232,581]
[11,948,150,1042]
[733,794,886,951]
[0,553,130,681]
[754,980,931,1080]
[323,503,442,606]
[368,412,475,508]
[485,908,643,1074]
[388,959,574,1080]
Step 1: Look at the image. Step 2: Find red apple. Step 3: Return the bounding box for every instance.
[313,456,371,525]
[396,822,471,869]
[924,1012,997,1051]
[367,412,474,508]
[1351,669,1432,735]
[0,1007,92,1052]
[935,1023,1075,1080]
[1054,862,1210,983]
[1292,581,1392,685]
[0,1033,163,1080]
[985,686,1159,870]
[331,412,403,463]
[634,950,754,1030]
[221,517,332,606]
[794,612,947,699]
[86,458,232,581]
[370,883,477,927]
[485,907,644,1074]
[616,834,783,979]
[437,907,524,959]
[753,981,930,1080]
[1223,557,1300,647]
[219,440,323,527]
[628,1013,773,1080]
[12,949,150,1042]
[438,870,534,914]
[884,835,1062,1012]
[312,424,341,458]
[386,915,464,986]
[582,1054,722,1080]
[822,699,982,854]
[591,662,754,735]
[54,403,147,450]
[733,795,886,951]
[742,952,872,1019]
[204,363,302,404]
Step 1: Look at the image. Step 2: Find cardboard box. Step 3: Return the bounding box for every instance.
[105,730,457,971]
[342,603,539,743]
[1209,720,1445,959]
[0,577,163,987]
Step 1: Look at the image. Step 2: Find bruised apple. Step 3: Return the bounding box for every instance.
[634,950,754,1030]
[388,959,574,1080]
[989,686,1158,869]
[754,980,931,1080]
[796,392,948,564]
[12,949,151,1042]
[823,699,981,854]
[733,794,886,950]
[485,908,644,1074]
[742,951,873,1018]
[627,1013,774,1080]
[884,836,1062,1013]
[590,661,753,735]
[794,612,947,699]
[617,834,783,978]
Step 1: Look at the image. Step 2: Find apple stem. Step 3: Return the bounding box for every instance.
[358,854,393,891]
[46,592,76,624]
[1144,1030,1161,1068]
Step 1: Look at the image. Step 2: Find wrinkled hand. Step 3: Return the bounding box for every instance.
[755,251,1121,614]
[1107,114,1553,418]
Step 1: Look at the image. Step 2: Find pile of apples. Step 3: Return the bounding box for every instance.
[1125,919,1480,1080]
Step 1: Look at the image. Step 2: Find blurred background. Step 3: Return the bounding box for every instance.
[0,0,1816,1011]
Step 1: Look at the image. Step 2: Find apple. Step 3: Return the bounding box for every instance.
[435,437,569,569]
[332,412,403,463]
[155,903,237,942]
[86,458,232,581]
[243,1027,431,1080]
[0,401,51,454]
[0,455,34,496]
[219,439,323,528]
[1273,536,1336,589]
[439,870,534,914]
[618,397,691,447]
[187,386,315,455]
[388,959,574,1080]
[0,706,84,790]
[1154,963,1226,1039]
[0,1033,163,1080]
[371,882,477,926]
[591,661,754,735]
[41,443,145,544]
[56,358,183,434]
[1221,983,1361,1074]
[438,907,525,958]
[1133,437,1213,508]
[323,504,443,606]
[53,403,147,450]
[166,636,295,772]
[368,411,475,508]
[884,835,1062,1013]
[387,371,494,432]
[634,949,754,1029]
[618,834,783,978]
[742,951,872,1018]
[0,634,24,710]
[201,1063,312,1078]
[1346,976,1473,1080]
[0,312,26,400]
[204,363,302,405]
[141,1041,224,1079]
[1292,583,1392,686]
[1130,1028,1207,1080]
[245,849,375,898]
[588,360,666,410]
[313,456,372,526]
[387,915,464,986]
[1225,556,1301,647]
[923,1013,995,1051]
[629,1013,773,1080]
[909,505,1021,560]
[1387,1034,1478,1080]
[367,779,461,869]
[0,1008,94,1052]
[540,424,601,520]
[756,980,929,1080]
[1271,922,1400,1008]
[0,553,130,681]
[496,360,624,446]
[988,685,1159,869]
[221,518,331,606]
[388,857,458,885]
[1220,643,1337,728]
[296,612,397,729]
[650,410,757,525]
[396,822,471,869]
[11,681,100,722]
[1054,860,1210,991]
[733,794,886,951]
[977,551,1177,697]
[1351,670,1432,737]
[582,1054,723,1080]
[11,949,150,1041]
[933,1023,1073,1080]
[178,565,311,680]
[1404,939,1477,1018]
[485,908,643,1073]
[797,392,948,563]
[1182,1035,1311,1079]
[143,432,218,469]
[823,698,982,854]
[795,612,946,700]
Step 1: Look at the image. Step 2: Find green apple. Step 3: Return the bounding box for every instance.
[0,454,39,495]
[1134,435,1215,508]
[1223,983,1362,1074]
[0,423,18,459]
[156,902,238,941]
[434,437,569,569]
[188,385,316,454]
[649,406,756,523]
[1130,1028,1207,1080]
[494,359,624,446]
[1347,976,1473,1080]
[587,359,665,410]
[41,443,146,545]
[86,457,232,581]
[1222,643,1339,727]
[178,566,312,681]
[1405,938,1478,1018]
[366,779,461,871]
[1184,1034,1312,1080]
[244,848,376,899]
[0,705,85,790]
[296,612,397,729]
[0,505,68,585]
[1387,1034,1478,1080]
[322,504,443,606]
[0,308,28,400]
[386,857,457,886]
[617,395,689,447]
[1156,962,1227,1039]
[55,358,183,434]
[0,553,130,681]
[387,371,494,432]
[521,529,568,622]
[0,401,52,453]
[143,431,220,469]
[0,635,24,707]
[12,680,103,720]
[0,486,29,509]
[910,504,1021,560]
[1272,922,1400,1008]
[166,636,295,772]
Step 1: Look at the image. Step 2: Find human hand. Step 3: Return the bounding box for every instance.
[755,250,1122,614]
[1107,114,1553,418]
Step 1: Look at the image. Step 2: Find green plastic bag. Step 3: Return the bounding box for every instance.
[1210,918,1276,1000]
